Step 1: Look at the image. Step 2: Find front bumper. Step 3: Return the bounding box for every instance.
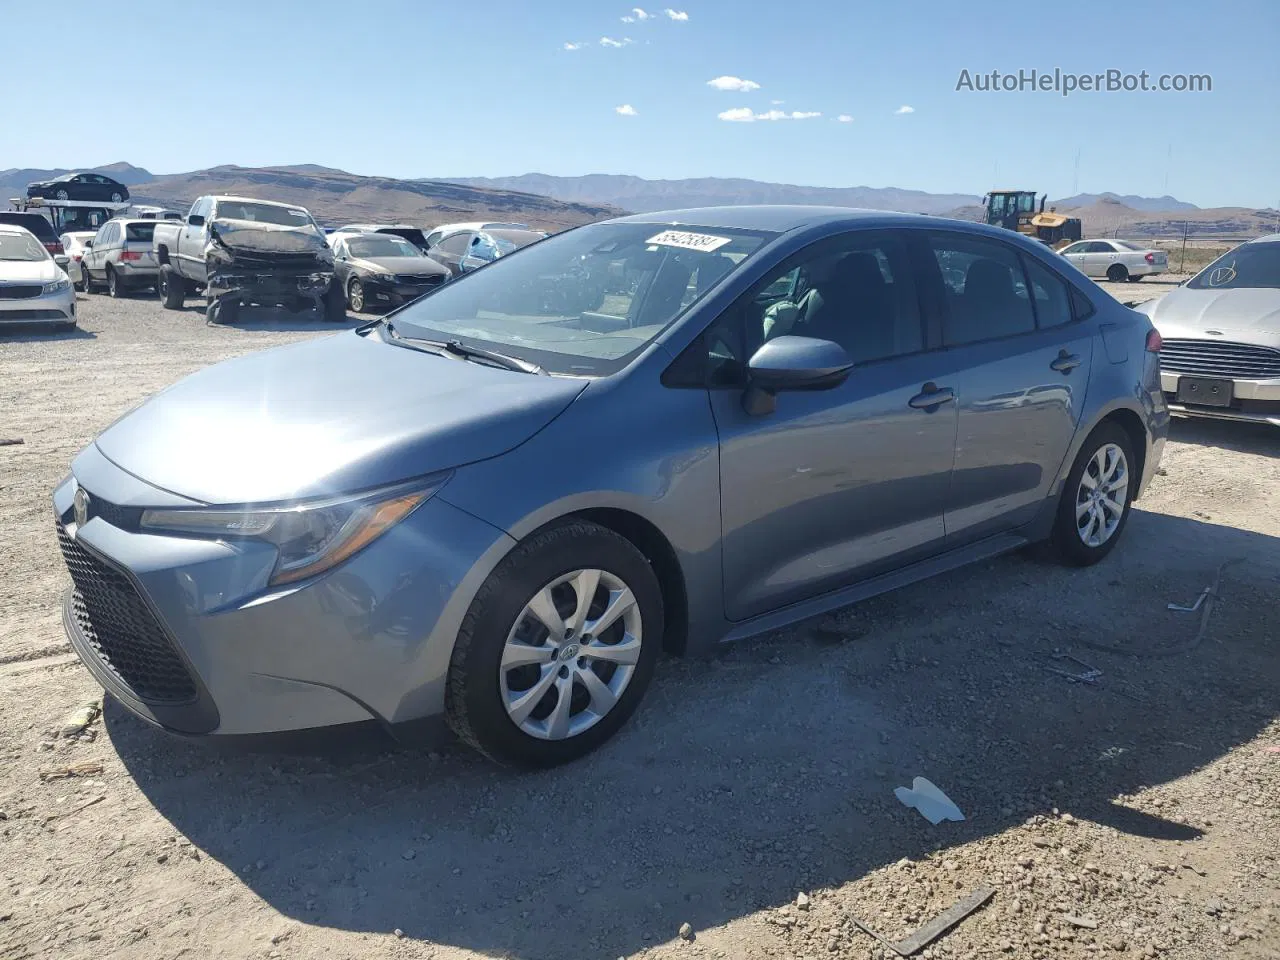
[362,277,442,307]
[52,446,514,737]
[0,288,75,325]
[1160,370,1280,425]
[207,268,334,304]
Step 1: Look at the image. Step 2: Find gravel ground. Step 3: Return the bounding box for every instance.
[1,280,1277,960]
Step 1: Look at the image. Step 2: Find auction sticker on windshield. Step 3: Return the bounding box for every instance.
[646,230,732,253]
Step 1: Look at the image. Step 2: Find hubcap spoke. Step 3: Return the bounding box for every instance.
[506,664,558,725]
[501,639,555,670]
[525,586,566,636]
[1076,498,1093,520]
[582,634,641,666]
[585,587,636,639]
[578,667,618,714]
[566,568,601,636]
[1080,470,1098,491]
[1076,443,1128,548]
[545,674,576,739]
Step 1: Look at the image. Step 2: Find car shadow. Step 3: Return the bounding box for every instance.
[148,301,364,332]
[0,324,96,342]
[108,511,1279,960]
[1169,417,1279,458]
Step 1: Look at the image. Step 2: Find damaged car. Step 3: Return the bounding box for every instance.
[153,195,344,324]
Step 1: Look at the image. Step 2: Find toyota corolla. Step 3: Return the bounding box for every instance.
[53,207,1167,767]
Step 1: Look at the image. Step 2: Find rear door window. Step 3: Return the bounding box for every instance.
[1021,256,1074,329]
[927,233,1036,345]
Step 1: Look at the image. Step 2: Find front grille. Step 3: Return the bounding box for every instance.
[81,492,143,531]
[396,274,444,286]
[1160,339,1280,380]
[0,284,42,299]
[56,520,197,703]
[0,309,66,321]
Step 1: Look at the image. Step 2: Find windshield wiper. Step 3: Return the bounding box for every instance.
[383,322,546,375]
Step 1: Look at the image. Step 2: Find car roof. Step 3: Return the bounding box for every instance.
[1245,233,1280,245]
[209,195,305,209]
[608,205,931,232]
[0,223,38,234]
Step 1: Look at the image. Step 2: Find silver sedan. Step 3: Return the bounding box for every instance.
[1136,234,1280,426]
[1059,238,1169,282]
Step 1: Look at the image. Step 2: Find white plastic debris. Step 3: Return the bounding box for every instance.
[894,777,965,824]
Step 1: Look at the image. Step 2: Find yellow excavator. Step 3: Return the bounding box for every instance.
[983,190,1082,248]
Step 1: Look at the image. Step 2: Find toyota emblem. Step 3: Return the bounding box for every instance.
[73,487,90,528]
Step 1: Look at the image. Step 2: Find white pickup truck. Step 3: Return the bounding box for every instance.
[153,194,344,323]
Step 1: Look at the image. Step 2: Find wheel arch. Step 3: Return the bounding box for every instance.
[155,245,171,265]
[1096,407,1148,499]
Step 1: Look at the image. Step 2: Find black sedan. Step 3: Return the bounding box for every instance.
[332,233,451,313]
[26,173,130,203]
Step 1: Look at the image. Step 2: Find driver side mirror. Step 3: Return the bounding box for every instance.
[187,214,205,227]
[742,335,854,415]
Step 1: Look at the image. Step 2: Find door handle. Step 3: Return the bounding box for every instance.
[1050,350,1082,374]
[908,383,955,410]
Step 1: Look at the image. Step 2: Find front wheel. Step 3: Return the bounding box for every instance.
[347,278,365,313]
[1042,422,1137,566]
[445,520,663,768]
[55,189,69,200]
[206,296,239,324]
[323,281,347,322]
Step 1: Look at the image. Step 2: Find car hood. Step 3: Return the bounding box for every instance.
[208,218,330,256]
[0,259,59,283]
[356,256,449,276]
[93,331,587,504]
[1142,287,1280,346]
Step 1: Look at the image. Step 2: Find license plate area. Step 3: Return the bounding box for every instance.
[1176,376,1234,408]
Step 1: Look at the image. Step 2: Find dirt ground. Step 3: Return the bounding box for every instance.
[1,277,1277,960]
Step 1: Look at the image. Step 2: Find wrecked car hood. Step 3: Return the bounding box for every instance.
[1143,287,1280,347]
[208,218,331,256]
[91,330,587,504]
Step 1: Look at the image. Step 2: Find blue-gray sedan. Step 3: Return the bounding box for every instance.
[53,207,1168,766]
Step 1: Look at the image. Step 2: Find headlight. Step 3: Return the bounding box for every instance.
[42,278,71,295]
[139,476,447,586]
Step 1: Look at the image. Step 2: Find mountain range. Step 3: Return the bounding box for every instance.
[5,162,1275,238]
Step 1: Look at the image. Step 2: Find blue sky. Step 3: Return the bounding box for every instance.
[3,0,1277,207]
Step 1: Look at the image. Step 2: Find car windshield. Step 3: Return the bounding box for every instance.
[1186,242,1280,290]
[349,236,421,259]
[389,221,773,376]
[214,201,314,227]
[0,233,49,261]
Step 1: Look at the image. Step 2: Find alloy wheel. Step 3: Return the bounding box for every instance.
[500,568,641,741]
[1075,442,1128,548]
[348,280,364,312]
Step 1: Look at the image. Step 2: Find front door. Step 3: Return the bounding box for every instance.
[918,230,1094,544]
[706,230,958,622]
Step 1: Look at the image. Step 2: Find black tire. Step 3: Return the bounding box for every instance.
[1041,422,1137,567]
[72,264,86,292]
[445,520,664,768]
[347,278,365,313]
[206,296,239,325]
[82,265,97,293]
[1106,263,1128,282]
[1127,275,1144,283]
[324,281,347,322]
[106,266,124,298]
[110,192,124,203]
[158,265,185,309]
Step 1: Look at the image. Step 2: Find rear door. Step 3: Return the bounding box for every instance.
[914,230,1095,545]
[704,229,958,621]
[429,231,473,275]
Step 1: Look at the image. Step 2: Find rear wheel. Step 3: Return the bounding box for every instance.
[347,278,365,313]
[106,266,124,298]
[1041,422,1137,566]
[445,520,663,768]
[158,265,185,309]
[109,191,124,203]
[1106,263,1128,282]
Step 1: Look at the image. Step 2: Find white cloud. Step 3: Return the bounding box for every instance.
[563,41,583,50]
[615,104,638,116]
[707,76,760,93]
[600,36,632,47]
[632,7,651,18]
[836,114,854,122]
[664,8,689,20]
[770,99,785,105]
[621,15,634,21]
[895,104,915,114]
[719,107,822,122]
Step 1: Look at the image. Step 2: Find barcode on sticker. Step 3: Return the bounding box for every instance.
[646,230,732,253]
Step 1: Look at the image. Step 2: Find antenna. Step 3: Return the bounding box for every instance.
[1072,149,1081,195]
